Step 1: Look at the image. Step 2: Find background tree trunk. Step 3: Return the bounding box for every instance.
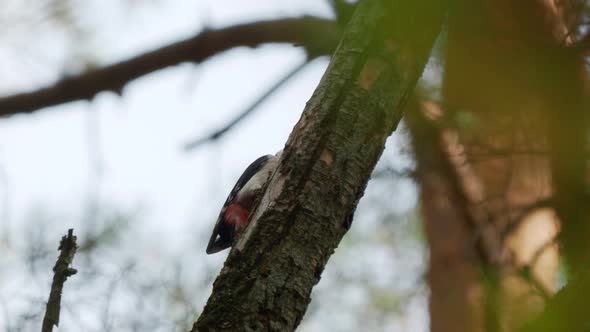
[412,0,589,331]
[409,104,486,332]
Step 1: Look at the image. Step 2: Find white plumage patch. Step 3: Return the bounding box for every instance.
[236,155,280,201]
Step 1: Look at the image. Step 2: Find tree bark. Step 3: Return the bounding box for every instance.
[192,1,445,331]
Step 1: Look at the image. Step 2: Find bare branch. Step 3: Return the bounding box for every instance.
[41,229,78,332]
[183,59,312,151]
[0,17,340,117]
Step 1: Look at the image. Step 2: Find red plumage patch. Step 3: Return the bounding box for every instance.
[224,203,250,228]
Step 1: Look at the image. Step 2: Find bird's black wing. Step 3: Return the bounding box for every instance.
[206,155,272,254]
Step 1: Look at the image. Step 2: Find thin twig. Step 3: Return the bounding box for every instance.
[516,238,558,301]
[41,229,78,332]
[183,59,312,151]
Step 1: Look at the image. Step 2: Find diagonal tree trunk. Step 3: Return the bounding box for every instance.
[192,1,446,331]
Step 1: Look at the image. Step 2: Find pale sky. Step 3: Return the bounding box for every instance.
[0,1,427,331]
[0,0,333,248]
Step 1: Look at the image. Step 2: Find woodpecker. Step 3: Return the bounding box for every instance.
[206,152,281,254]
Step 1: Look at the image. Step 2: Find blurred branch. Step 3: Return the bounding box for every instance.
[516,238,557,301]
[183,59,312,151]
[370,166,415,179]
[41,229,78,332]
[0,17,340,116]
[501,198,555,239]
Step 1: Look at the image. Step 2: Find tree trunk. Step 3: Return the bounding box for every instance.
[409,104,486,332]
[192,1,445,331]
[410,99,559,332]
[410,0,586,331]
